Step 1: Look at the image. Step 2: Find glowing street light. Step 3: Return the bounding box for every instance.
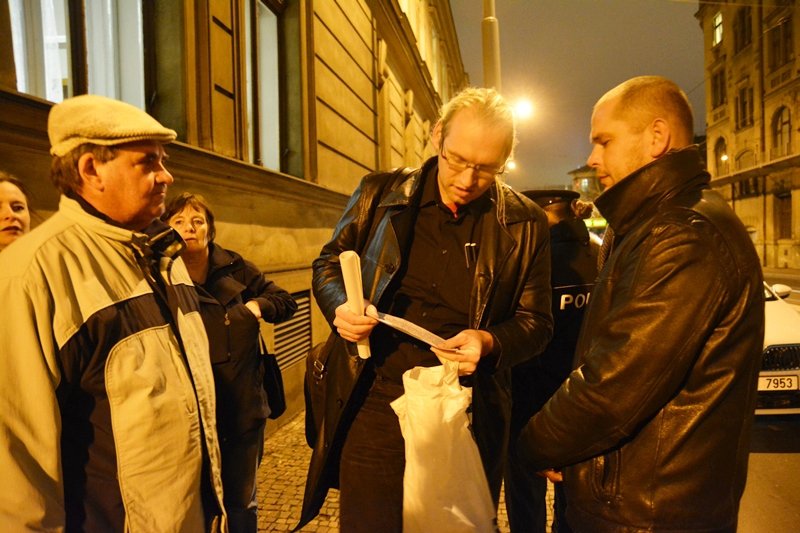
[514,99,534,121]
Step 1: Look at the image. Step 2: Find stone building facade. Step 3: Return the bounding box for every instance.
[0,0,467,423]
[697,0,800,268]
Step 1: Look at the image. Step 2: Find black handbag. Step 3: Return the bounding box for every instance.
[304,332,337,447]
[260,335,286,419]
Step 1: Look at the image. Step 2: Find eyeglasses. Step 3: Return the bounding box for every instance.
[440,145,506,179]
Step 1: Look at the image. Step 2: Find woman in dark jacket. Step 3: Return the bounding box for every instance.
[164,193,297,533]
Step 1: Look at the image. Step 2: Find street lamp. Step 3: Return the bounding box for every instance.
[482,0,501,90]
[513,99,534,121]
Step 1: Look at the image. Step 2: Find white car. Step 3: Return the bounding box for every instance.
[758,283,800,415]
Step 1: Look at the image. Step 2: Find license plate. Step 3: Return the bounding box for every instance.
[758,375,800,391]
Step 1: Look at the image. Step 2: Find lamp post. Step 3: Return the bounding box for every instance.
[482,0,501,90]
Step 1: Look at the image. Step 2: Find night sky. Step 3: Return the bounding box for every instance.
[451,0,705,190]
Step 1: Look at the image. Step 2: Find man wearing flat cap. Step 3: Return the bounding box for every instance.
[0,95,226,531]
[505,189,599,533]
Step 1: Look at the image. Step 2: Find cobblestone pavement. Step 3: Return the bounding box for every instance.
[256,410,555,532]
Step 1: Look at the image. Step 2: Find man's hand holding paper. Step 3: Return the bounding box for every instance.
[431,329,495,376]
[333,301,378,343]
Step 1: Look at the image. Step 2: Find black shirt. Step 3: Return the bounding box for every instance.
[373,165,491,383]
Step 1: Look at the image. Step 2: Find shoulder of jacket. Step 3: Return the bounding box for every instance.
[361,166,417,190]
[0,210,87,279]
[209,244,259,281]
[503,185,546,224]
[358,167,421,210]
[653,194,728,234]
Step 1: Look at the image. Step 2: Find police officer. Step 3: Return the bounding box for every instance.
[504,189,599,533]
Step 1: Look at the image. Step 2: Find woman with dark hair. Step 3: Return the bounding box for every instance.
[163,192,297,532]
[0,172,32,252]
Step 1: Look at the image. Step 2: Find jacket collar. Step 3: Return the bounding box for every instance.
[379,157,435,208]
[594,145,709,236]
[60,195,185,261]
[199,243,247,304]
[379,156,537,225]
[205,242,238,279]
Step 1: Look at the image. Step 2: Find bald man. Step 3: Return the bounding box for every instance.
[516,76,764,532]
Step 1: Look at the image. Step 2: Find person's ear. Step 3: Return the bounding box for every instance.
[77,152,104,192]
[431,121,443,152]
[649,118,671,158]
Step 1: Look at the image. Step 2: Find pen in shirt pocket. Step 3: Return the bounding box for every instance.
[464,242,477,269]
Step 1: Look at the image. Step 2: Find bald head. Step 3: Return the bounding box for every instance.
[595,76,695,148]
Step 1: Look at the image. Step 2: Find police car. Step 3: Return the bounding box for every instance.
[758,282,800,415]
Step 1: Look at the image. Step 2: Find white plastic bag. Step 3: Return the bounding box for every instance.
[391,361,497,533]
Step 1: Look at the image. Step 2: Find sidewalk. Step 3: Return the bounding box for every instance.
[256,412,338,532]
[256,410,522,532]
[763,266,800,283]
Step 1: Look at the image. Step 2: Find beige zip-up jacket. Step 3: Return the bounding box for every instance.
[0,196,226,532]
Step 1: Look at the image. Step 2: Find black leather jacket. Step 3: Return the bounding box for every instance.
[518,147,764,532]
[299,157,553,528]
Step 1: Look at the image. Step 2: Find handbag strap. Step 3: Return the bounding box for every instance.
[258,333,270,357]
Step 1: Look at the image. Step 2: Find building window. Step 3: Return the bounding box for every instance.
[711,69,726,109]
[733,7,752,54]
[8,0,73,102]
[712,12,723,46]
[9,0,146,107]
[772,106,792,158]
[714,137,729,176]
[245,1,282,170]
[85,0,145,107]
[735,176,760,200]
[243,0,301,175]
[735,149,755,171]
[735,86,754,129]
[774,192,792,240]
[768,16,793,72]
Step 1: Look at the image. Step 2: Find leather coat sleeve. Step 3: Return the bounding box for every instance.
[484,211,553,370]
[312,177,374,325]
[518,217,732,470]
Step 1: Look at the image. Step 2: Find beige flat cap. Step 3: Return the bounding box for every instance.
[48,94,177,157]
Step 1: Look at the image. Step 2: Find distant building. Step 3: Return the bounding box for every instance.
[569,165,602,201]
[697,1,799,268]
[569,165,605,233]
[0,0,467,423]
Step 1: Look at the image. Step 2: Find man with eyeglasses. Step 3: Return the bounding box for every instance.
[299,87,554,532]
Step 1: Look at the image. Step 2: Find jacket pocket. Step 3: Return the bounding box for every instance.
[590,449,621,503]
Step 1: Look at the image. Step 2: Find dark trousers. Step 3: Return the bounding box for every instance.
[504,449,572,533]
[504,456,548,533]
[339,377,405,533]
[219,423,265,533]
[553,482,571,533]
